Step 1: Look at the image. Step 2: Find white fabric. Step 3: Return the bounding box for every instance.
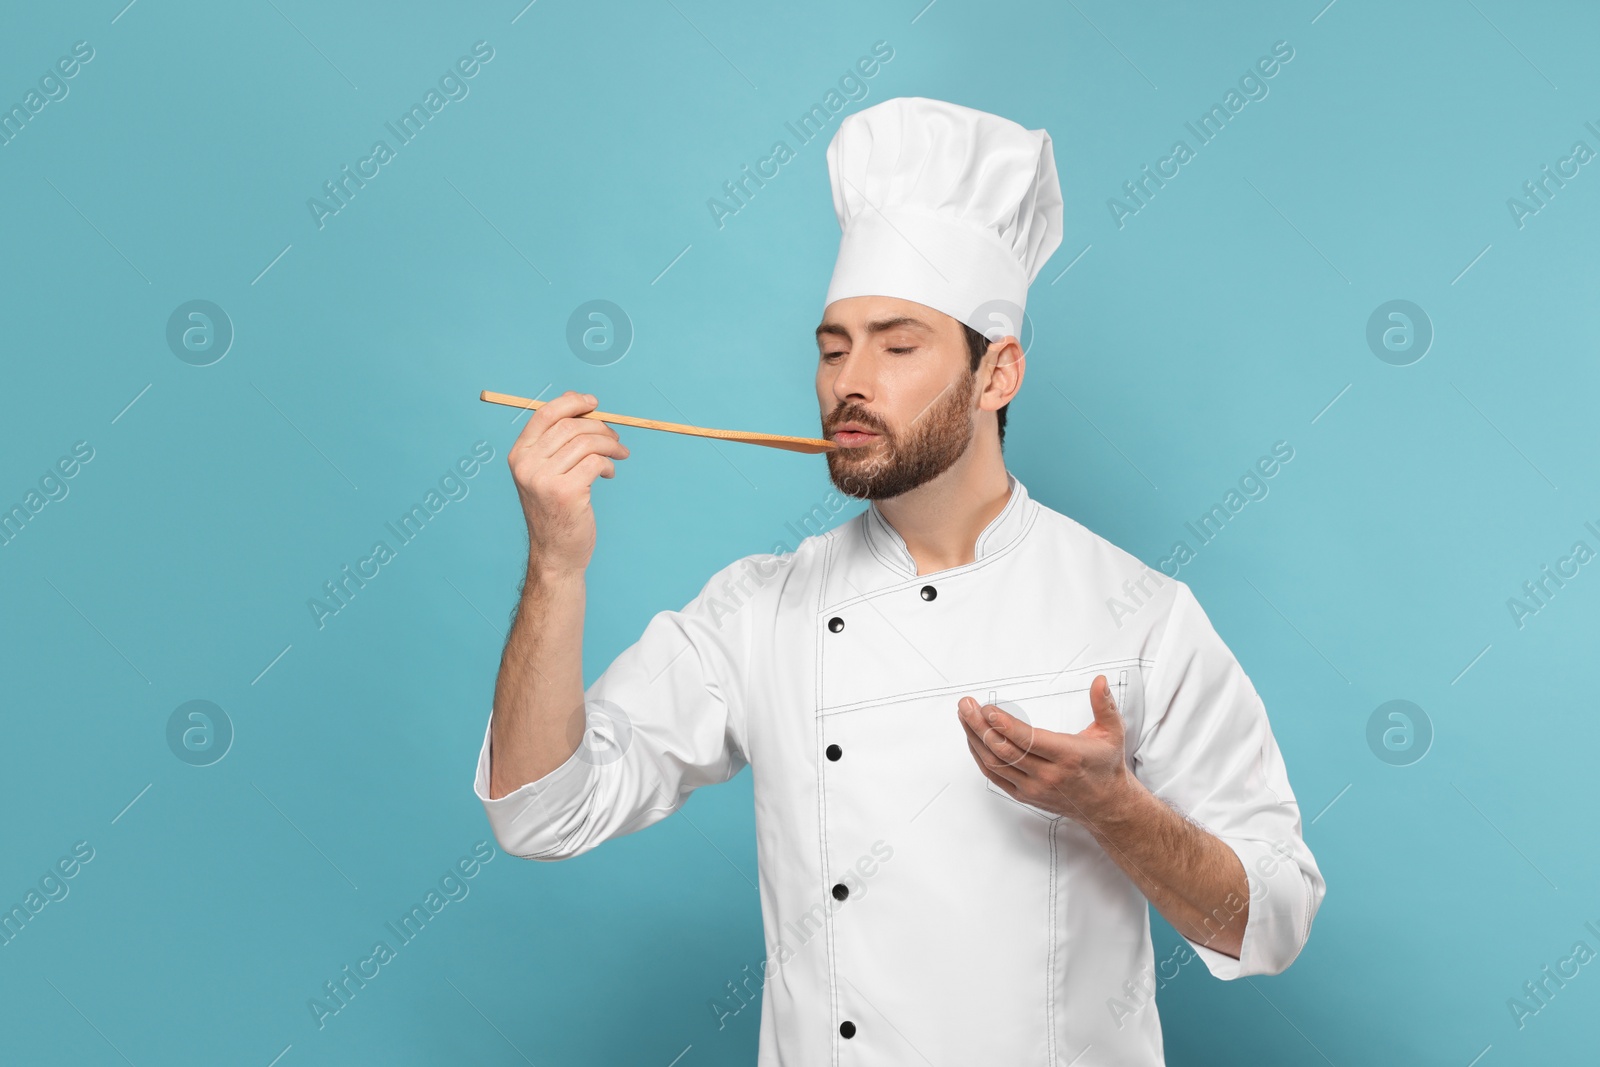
[473,471,1325,1065]
[823,96,1065,336]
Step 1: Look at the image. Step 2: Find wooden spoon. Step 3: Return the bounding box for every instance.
[480,390,839,454]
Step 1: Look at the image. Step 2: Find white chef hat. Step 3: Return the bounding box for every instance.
[823,96,1064,342]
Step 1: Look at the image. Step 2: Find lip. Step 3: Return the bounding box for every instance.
[831,429,879,448]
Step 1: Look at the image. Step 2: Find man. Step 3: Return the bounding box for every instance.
[474,96,1325,1065]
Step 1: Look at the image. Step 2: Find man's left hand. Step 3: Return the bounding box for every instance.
[957,675,1146,829]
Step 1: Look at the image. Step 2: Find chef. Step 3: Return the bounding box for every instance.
[474,96,1326,1065]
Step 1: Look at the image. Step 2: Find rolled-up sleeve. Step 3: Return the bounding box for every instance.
[473,554,770,861]
[1131,580,1326,979]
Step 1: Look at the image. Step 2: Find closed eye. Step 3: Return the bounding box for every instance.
[821,346,915,360]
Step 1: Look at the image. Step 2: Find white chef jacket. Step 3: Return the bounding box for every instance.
[473,470,1325,1066]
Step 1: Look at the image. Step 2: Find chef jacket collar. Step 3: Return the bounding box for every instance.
[863,470,1037,578]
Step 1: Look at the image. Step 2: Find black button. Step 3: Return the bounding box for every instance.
[840,1020,856,1038]
[920,584,937,601]
[832,882,848,901]
[828,616,844,633]
[826,743,842,761]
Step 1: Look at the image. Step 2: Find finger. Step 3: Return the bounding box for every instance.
[957,696,1012,762]
[547,430,630,479]
[509,390,592,449]
[962,721,1025,790]
[527,404,623,465]
[978,701,1047,764]
[976,752,1023,797]
[571,451,618,482]
[957,697,1043,777]
[958,695,1055,773]
[1085,675,1125,739]
[510,392,618,461]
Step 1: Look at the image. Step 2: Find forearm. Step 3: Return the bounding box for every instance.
[1086,776,1249,959]
[487,560,587,800]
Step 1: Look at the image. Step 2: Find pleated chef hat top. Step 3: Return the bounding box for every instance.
[823,96,1064,341]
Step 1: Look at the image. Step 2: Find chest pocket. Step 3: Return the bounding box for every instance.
[980,663,1135,821]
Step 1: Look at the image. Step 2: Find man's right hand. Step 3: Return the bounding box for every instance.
[507,390,630,574]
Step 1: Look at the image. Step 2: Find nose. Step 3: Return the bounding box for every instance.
[829,347,873,407]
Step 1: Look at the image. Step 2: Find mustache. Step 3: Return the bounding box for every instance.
[826,408,887,433]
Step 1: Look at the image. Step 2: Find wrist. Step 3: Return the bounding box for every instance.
[1083,767,1152,838]
[526,559,584,588]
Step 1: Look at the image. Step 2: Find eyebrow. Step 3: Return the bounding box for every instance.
[815,316,933,345]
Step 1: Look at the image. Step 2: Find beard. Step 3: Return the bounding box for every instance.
[823,365,977,501]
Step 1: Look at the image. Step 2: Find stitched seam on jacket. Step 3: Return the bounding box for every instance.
[816,658,1154,716]
[1046,818,1059,1065]
[1128,582,1193,767]
[854,502,1040,594]
[816,530,841,1067]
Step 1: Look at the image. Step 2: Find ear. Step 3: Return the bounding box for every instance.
[980,336,1025,412]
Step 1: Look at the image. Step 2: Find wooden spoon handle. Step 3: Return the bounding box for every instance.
[479,390,838,454]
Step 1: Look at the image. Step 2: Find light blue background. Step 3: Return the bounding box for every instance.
[2,1,1596,1063]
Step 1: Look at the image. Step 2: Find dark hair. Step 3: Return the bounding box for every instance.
[961,322,1008,448]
